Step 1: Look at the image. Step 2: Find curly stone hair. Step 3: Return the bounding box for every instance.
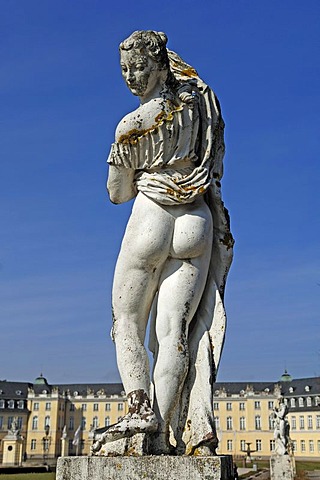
[119,30,170,71]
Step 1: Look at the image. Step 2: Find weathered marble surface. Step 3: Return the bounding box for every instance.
[273,397,291,455]
[96,30,233,456]
[57,455,234,480]
[270,455,295,480]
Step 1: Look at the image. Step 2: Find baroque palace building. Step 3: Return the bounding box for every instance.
[0,372,319,464]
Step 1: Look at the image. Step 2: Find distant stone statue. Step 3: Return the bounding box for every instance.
[92,30,233,456]
[9,417,20,435]
[273,397,290,455]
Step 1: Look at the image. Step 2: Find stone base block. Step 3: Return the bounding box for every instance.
[57,455,233,480]
[270,454,295,480]
[97,433,149,456]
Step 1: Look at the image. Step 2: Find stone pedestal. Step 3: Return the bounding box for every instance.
[2,434,23,466]
[57,455,233,480]
[270,454,295,480]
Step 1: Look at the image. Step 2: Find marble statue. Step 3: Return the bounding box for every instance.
[273,397,290,455]
[92,30,233,456]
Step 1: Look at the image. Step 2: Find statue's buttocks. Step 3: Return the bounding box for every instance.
[115,98,175,143]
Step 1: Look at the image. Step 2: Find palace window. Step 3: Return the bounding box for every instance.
[270,440,275,451]
[239,402,245,411]
[309,440,314,453]
[105,403,111,411]
[240,417,246,430]
[70,404,75,412]
[307,415,313,429]
[213,402,219,410]
[44,416,50,428]
[269,415,274,430]
[292,440,297,452]
[82,404,87,411]
[301,440,306,452]
[226,402,232,411]
[32,416,38,430]
[226,417,233,430]
[318,440,320,453]
[256,439,262,451]
[45,402,51,410]
[268,401,274,410]
[118,403,124,411]
[254,401,261,410]
[214,416,220,429]
[31,439,37,450]
[291,416,296,430]
[255,415,261,430]
[8,417,13,429]
[300,416,305,430]
[81,417,86,430]
[17,417,22,429]
[93,416,99,428]
[69,417,74,430]
[227,440,233,451]
[316,415,320,429]
[34,402,39,411]
[93,403,99,411]
[105,417,110,427]
[240,440,246,451]
[0,416,3,429]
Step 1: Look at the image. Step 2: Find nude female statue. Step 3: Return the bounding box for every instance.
[93,30,233,456]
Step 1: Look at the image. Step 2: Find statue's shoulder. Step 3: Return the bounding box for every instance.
[115,98,175,142]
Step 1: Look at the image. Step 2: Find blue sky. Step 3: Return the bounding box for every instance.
[1,0,319,385]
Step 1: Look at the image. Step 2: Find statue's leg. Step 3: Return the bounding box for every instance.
[152,199,213,453]
[112,192,174,393]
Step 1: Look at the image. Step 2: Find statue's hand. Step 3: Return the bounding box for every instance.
[177,84,198,105]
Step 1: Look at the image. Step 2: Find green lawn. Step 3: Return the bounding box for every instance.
[0,474,55,480]
[296,461,320,480]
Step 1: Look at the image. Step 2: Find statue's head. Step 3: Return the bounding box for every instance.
[119,30,170,98]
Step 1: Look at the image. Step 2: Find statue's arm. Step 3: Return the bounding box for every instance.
[107,165,137,204]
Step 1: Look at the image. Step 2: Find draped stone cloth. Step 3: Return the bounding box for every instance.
[108,50,234,454]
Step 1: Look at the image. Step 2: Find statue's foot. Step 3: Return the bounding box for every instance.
[97,410,158,445]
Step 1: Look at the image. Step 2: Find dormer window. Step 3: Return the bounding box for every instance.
[307,397,312,407]
[305,386,310,392]
[290,398,296,407]
[289,387,294,393]
[298,397,304,407]
[18,400,24,409]
[8,400,15,409]
[15,390,22,396]
[42,390,48,394]
[73,391,79,397]
[0,400,5,408]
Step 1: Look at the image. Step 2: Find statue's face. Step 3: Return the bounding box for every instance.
[120,49,163,98]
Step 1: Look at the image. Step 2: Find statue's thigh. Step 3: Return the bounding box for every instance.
[155,253,211,342]
[112,194,174,316]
